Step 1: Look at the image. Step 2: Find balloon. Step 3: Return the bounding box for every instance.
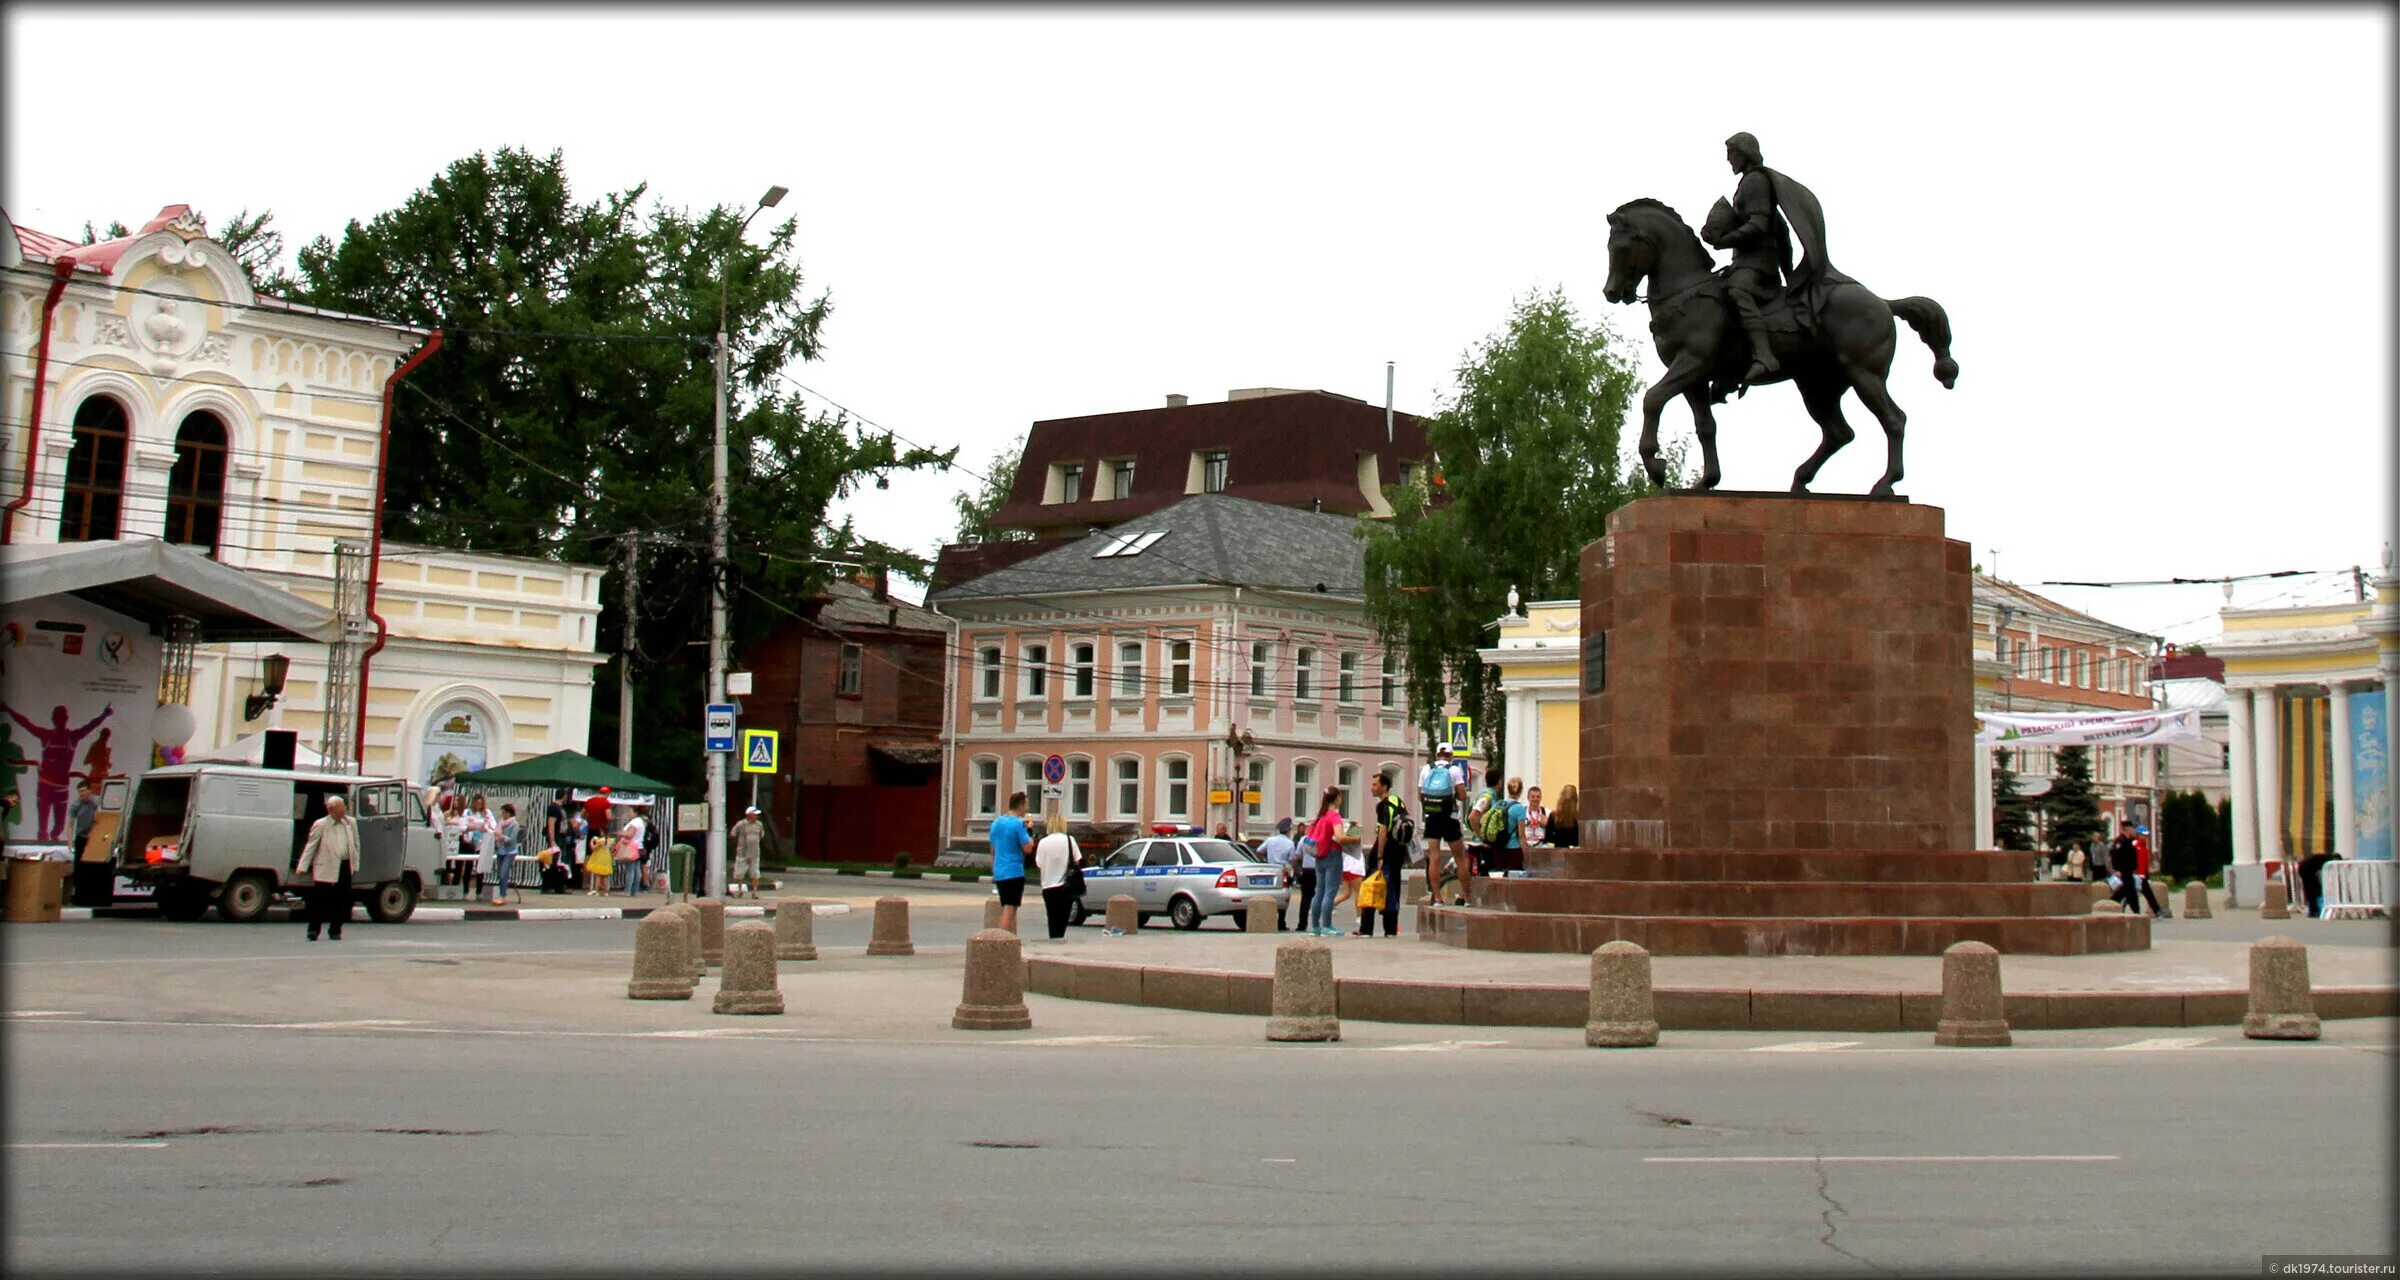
[152,702,197,748]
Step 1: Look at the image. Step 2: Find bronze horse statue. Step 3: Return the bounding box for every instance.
[1601,197,1958,496]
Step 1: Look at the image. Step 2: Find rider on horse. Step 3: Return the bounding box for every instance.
[1702,132,1850,386]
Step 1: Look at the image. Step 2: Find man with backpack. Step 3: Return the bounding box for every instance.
[1419,742,1471,906]
[1465,767,1512,880]
[1356,771,1412,936]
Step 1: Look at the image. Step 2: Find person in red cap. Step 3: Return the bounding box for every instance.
[582,787,613,833]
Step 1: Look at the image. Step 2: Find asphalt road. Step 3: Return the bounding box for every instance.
[6,911,2394,1277]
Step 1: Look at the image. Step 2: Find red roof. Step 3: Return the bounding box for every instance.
[989,390,1429,533]
[11,204,196,273]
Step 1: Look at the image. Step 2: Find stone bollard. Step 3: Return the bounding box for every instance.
[2090,898,2122,914]
[1585,941,1660,1047]
[981,897,1020,934]
[2260,875,2290,921]
[1244,898,1278,933]
[694,898,728,967]
[2183,880,2213,920]
[952,928,1033,1030]
[652,904,704,981]
[2087,881,2112,903]
[2242,936,2320,1040]
[773,898,818,961]
[1933,941,2011,1047]
[1105,894,1139,934]
[711,921,784,1015]
[626,910,697,1000]
[866,895,915,956]
[1264,937,1339,1042]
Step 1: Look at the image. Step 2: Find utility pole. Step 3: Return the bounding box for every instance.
[707,183,786,904]
[619,532,640,770]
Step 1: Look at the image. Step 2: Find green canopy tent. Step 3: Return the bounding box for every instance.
[455,749,678,797]
[452,751,682,898]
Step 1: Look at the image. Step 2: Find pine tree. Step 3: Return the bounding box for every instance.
[1992,748,2038,852]
[2041,745,2107,856]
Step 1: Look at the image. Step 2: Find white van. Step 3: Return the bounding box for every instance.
[106,764,444,923]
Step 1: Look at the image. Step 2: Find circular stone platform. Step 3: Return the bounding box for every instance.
[1015,915,2398,1032]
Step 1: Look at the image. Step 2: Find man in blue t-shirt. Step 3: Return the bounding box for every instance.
[989,791,1033,933]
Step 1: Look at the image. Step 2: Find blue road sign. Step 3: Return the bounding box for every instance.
[741,729,779,775]
[704,703,737,753]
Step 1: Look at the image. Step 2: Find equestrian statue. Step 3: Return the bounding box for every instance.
[1601,132,1958,497]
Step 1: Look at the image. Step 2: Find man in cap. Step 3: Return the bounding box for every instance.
[729,805,766,899]
[1419,741,1471,905]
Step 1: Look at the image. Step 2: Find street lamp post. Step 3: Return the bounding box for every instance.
[708,183,786,902]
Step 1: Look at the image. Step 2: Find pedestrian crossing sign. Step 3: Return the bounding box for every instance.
[741,729,779,775]
[1445,715,1474,757]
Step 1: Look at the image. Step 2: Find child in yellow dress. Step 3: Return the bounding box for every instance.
[584,836,613,897]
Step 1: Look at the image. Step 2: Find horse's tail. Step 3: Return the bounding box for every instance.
[1887,295,1959,389]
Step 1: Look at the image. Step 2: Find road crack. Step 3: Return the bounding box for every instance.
[1810,1149,1892,1274]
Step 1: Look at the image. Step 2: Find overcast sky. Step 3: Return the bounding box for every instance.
[8,7,2389,643]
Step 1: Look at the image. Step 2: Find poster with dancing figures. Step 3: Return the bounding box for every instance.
[0,597,157,852]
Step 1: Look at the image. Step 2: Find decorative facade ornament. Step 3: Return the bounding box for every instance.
[195,333,231,363]
[93,315,131,347]
[165,207,209,241]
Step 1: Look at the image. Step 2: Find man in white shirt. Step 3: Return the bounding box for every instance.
[1256,817,1304,930]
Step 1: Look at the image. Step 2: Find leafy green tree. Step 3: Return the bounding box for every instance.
[2158,788,2231,884]
[288,148,951,790]
[1359,288,1668,755]
[77,219,131,243]
[2040,745,2107,856]
[1992,748,2038,852]
[950,430,1031,543]
[212,208,298,297]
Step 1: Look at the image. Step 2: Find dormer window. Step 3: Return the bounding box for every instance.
[1105,458,1137,499]
[1186,449,1230,495]
[1046,462,1084,504]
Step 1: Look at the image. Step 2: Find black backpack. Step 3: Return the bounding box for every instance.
[1384,797,1415,852]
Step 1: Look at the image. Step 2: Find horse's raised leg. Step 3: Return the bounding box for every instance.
[1681,386,1721,490]
[1844,367,1909,496]
[1640,355,1712,488]
[1790,377,1855,493]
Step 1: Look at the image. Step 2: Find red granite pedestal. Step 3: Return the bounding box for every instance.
[1423,493,2148,956]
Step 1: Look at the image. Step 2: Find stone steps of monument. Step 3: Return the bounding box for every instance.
[1522,847,2036,884]
[1479,878,2093,919]
[1416,903,2150,957]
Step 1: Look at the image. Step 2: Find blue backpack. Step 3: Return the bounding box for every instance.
[1422,762,1457,799]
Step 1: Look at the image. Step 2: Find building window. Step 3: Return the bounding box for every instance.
[58,395,129,541]
[1022,643,1049,699]
[2075,652,2089,689]
[1109,458,1136,499]
[977,646,1002,699]
[1018,756,1046,806]
[1397,462,1417,488]
[1168,640,1193,696]
[1116,640,1144,698]
[972,757,1000,817]
[1294,647,1316,701]
[1336,763,1362,827]
[1993,634,2011,664]
[1068,756,1093,818]
[1250,641,1271,697]
[1045,461,1084,504]
[165,410,228,556]
[1070,642,1096,698]
[1380,652,1399,709]
[1112,756,1142,819]
[1245,757,1270,822]
[838,643,863,696]
[1191,449,1229,494]
[1163,756,1191,820]
[1338,652,1359,703]
[1290,760,1317,824]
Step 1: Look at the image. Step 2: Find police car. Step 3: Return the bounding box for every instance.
[1073,835,1289,930]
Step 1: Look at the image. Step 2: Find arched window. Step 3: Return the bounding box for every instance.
[970,757,1001,817]
[58,396,129,541]
[165,411,229,556]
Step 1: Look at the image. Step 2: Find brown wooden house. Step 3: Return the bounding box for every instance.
[736,571,948,864]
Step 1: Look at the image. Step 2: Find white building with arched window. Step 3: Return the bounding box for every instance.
[1,205,602,783]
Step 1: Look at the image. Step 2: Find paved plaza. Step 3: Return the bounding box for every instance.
[5,879,2394,1276]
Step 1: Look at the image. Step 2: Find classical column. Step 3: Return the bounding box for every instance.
[1501,684,1532,782]
[1974,741,1996,850]
[2330,682,2357,857]
[2252,687,2283,864]
[2227,686,2258,868]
